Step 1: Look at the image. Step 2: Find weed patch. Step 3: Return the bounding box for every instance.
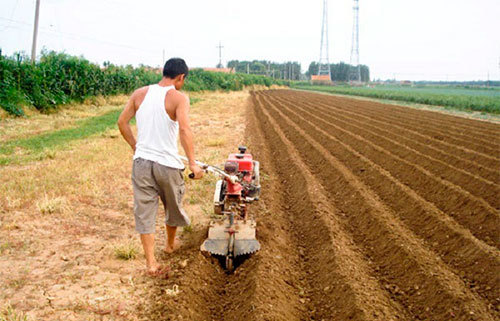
[114,242,138,260]
[0,305,30,321]
[36,195,68,214]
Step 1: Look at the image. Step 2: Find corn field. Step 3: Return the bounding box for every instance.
[0,50,286,116]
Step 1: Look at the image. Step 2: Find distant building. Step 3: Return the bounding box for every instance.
[202,67,235,74]
[311,75,332,84]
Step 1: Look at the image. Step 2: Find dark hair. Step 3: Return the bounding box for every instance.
[163,58,189,79]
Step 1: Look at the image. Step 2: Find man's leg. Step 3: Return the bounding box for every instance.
[140,233,161,272]
[132,158,164,273]
[165,225,180,253]
[153,164,190,254]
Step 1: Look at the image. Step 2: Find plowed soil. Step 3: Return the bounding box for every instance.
[141,89,499,321]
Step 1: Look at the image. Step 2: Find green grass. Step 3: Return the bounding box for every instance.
[293,84,500,114]
[0,108,126,165]
[190,97,202,105]
[0,242,11,255]
[0,305,30,321]
[114,242,138,260]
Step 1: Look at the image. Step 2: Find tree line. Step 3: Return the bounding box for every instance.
[227,60,302,81]
[226,60,370,83]
[306,62,370,82]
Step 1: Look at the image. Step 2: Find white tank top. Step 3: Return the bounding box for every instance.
[133,84,184,169]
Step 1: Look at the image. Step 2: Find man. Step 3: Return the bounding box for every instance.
[117,58,204,275]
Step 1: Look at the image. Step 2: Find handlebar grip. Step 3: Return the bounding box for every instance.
[188,173,195,179]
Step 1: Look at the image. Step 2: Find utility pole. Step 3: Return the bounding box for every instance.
[162,49,165,64]
[216,41,224,68]
[247,63,249,74]
[31,0,41,63]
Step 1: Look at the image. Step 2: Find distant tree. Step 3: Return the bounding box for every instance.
[333,62,350,81]
[251,62,267,74]
[360,65,370,82]
[307,62,319,78]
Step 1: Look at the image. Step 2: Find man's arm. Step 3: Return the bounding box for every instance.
[117,92,138,152]
[176,94,203,179]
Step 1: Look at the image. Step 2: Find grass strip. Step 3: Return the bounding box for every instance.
[0,109,125,165]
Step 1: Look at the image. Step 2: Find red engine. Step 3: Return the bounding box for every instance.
[214,146,260,216]
[223,146,257,195]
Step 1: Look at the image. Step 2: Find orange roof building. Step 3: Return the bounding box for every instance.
[202,68,235,73]
[311,74,331,84]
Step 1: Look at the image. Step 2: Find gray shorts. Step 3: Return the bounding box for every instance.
[132,158,190,234]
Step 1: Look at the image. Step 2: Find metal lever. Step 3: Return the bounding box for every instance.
[179,156,239,183]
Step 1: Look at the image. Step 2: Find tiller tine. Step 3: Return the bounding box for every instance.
[200,239,229,256]
[234,239,260,256]
[200,219,260,257]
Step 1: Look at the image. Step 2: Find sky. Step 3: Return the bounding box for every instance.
[1,0,499,81]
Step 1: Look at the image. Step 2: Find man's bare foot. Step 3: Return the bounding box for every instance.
[164,238,182,254]
[146,263,170,278]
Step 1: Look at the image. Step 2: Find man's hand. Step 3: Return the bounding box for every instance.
[189,164,204,179]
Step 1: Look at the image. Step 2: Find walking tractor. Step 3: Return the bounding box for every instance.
[181,146,261,272]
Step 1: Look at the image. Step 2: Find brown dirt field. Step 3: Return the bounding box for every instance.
[247,90,499,320]
[1,88,499,320]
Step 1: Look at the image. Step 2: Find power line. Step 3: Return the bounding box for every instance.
[0,0,21,32]
[0,16,31,26]
[0,16,156,56]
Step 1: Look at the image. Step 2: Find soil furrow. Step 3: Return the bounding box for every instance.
[251,93,408,320]
[305,94,500,154]
[272,91,500,168]
[271,91,500,182]
[271,93,500,206]
[267,94,500,247]
[140,229,253,320]
[244,101,308,321]
[259,93,500,307]
[256,91,497,320]
[298,89,500,139]
[309,96,500,164]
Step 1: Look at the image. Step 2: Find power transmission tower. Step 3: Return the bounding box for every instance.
[216,41,224,68]
[317,0,331,78]
[349,0,361,82]
[31,0,41,63]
